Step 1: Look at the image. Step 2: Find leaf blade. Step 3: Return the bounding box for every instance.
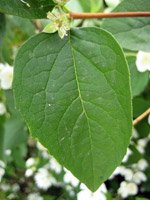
[13,28,132,191]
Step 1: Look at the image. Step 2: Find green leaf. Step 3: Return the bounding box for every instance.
[133,97,150,118]
[13,28,132,191]
[0,0,55,19]
[136,118,150,138]
[133,96,150,138]
[0,15,36,64]
[0,13,6,62]
[126,145,141,165]
[66,0,82,12]
[11,16,36,36]
[78,0,103,12]
[0,13,5,44]
[0,117,5,160]
[102,0,150,51]
[11,143,27,168]
[3,91,28,153]
[127,56,149,97]
[67,0,103,13]
[4,117,28,150]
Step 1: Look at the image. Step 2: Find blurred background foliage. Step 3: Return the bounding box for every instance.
[0,0,150,199]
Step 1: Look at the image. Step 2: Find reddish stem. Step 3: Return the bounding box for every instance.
[69,12,150,19]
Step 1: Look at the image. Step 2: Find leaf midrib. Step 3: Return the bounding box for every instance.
[69,35,95,188]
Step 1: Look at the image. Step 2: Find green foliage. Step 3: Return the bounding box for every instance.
[127,56,149,97]
[78,0,103,12]
[0,117,5,160]
[102,0,150,51]
[133,97,150,138]
[0,15,36,64]
[0,0,150,198]
[133,97,150,118]
[0,0,55,19]
[13,28,132,191]
[0,91,28,161]
[0,13,5,44]
[4,118,27,149]
[67,0,103,13]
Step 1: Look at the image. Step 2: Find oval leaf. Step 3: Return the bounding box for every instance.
[13,28,132,191]
[0,0,55,19]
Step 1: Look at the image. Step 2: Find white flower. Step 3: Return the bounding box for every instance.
[25,158,37,177]
[64,169,79,187]
[136,51,150,72]
[0,102,6,115]
[137,159,148,171]
[0,160,6,168]
[5,149,12,156]
[0,163,5,181]
[109,166,133,181]
[138,138,148,147]
[0,168,5,176]
[44,12,70,39]
[36,142,47,151]
[148,115,150,125]
[0,63,5,74]
[118,181,138,198]
[122,148,133,163]
[132,128,139,139]
[109,166,126,179]
[12,183,20,192]
[27,193,43,200]
[136,138,148,154]
[105,0,121,8]
[49,158,62,174]
[26,158,36,168]
[41,151,50,159]
[66,185,75,197]
[0,183,11,191]
[0,168,5,181]
[0,63,13,90]
[77,184,107,200]
[132,171,147,184]
[123,169,134,181]
[34,168,56,190]
[36,142,50,159]
[7,193,17,200]
[25,168,34,177]
[124,182,138,195]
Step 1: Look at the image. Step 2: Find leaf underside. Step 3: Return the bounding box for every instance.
[13,28,132,191]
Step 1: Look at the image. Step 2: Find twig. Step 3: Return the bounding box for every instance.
[133,108,150,126]
[69,12,150,19]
